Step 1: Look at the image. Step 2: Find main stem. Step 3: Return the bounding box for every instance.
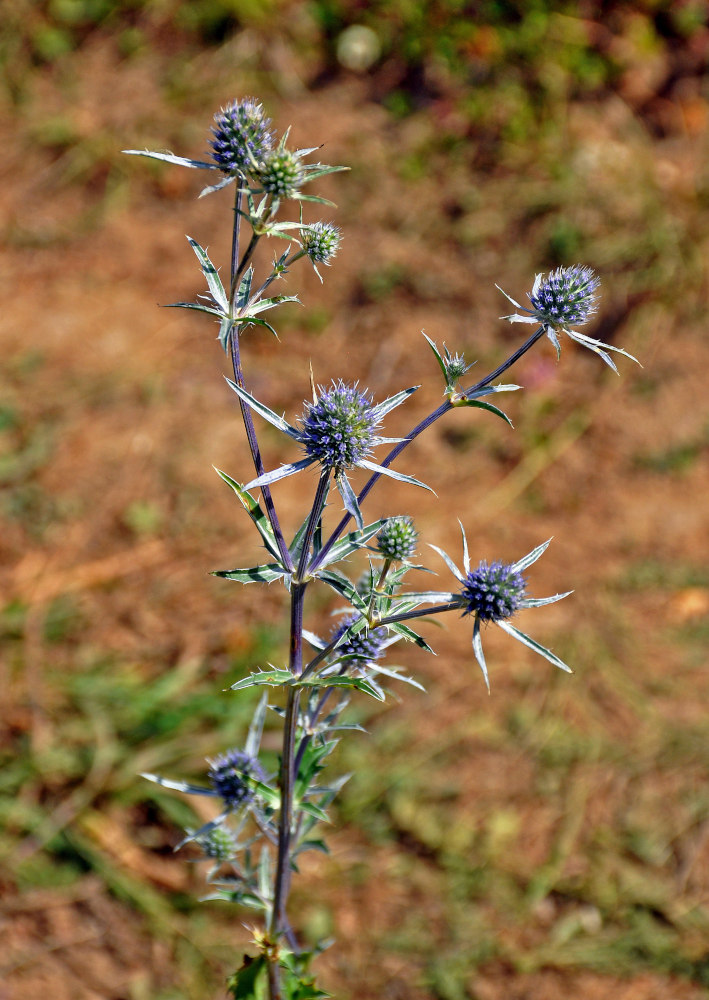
[268,473,330,989]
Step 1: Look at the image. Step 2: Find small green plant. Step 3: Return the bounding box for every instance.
[124,97,638,998]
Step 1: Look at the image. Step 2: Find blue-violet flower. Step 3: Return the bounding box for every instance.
[207,748,265,808]
[498,265,639,373]
[209,98,274,175]
[430,529,573,690]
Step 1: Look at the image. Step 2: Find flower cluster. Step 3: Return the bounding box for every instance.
[300,382,379,471]
[377,515,418,562]
[256,148,304,198]
[302,222,341,265]
[460,560,527,622]
[209,98,274,175]
[499,265,639,373]
[197,825,239,861]
[208,748,265,808]
[331,614,387,665]
[529,265,600,329]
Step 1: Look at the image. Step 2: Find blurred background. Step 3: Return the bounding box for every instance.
[1,2,709,998]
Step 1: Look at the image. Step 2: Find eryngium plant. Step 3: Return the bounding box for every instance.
[124,99,639,999]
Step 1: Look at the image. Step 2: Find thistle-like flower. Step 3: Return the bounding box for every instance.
[225,377,431,529]
[255,146,305,198]
[498,265,639,373]
[208,748,266,808]
[196,824,239,861]
[431,529,573,690]
[330,613,387,665]
[302,222,341,265]
[377,516,418,562]
[460,560,527,622]
[209,98,275,175]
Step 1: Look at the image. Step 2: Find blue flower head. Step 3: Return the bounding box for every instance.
[226,377,431,530]
[431,528,573,691]
[529,265,600,329]
[209,98,274,175]
[300,382,379,471]
[460,560,527,622]
[207,748,265,808]
[331,613,387,665]
[498,265,639,373]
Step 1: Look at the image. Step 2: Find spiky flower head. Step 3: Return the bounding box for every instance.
[528,265,600,330]
[444,353,469,382]
[331,614,387,664]
[377,516,418,561]
[207,748,265,808]
[498,266,638,372]
[255,147,304,198]
[460,560,527,623]
[197,825,239,861]
[300,381,379,471]
[302,222,341,265]
[209,98,274,175]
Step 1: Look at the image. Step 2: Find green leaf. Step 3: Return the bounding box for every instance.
[225,379,299,438]
[213,563,287,584]
[335,471,363,531]
[214,469,281,560]
[219,317,235,352]
[231,669,294,691]
[459,398,514,427]
[423,332,449,384]
[386,621,435,652]
[227,954,268,1000]
[205,888,266,911]
[297,800,330,823]
[316,569,367,611]
[164,301,226,317]
[294,675,385,701]
[235,266,253,311]
[318,519,385,567]
[187,237,229,312]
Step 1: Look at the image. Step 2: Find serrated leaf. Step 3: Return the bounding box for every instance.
[319,521,385,567]
[231,669,294,691]
[316,569,367,610]
[213,563,287,584]
[164,301,226,317]
[225,378,299,438]
[294,675,385,701]
[227,954,267,1000]
[386,621,435,652]
[187,237,229,312]
[214,469,281,560]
